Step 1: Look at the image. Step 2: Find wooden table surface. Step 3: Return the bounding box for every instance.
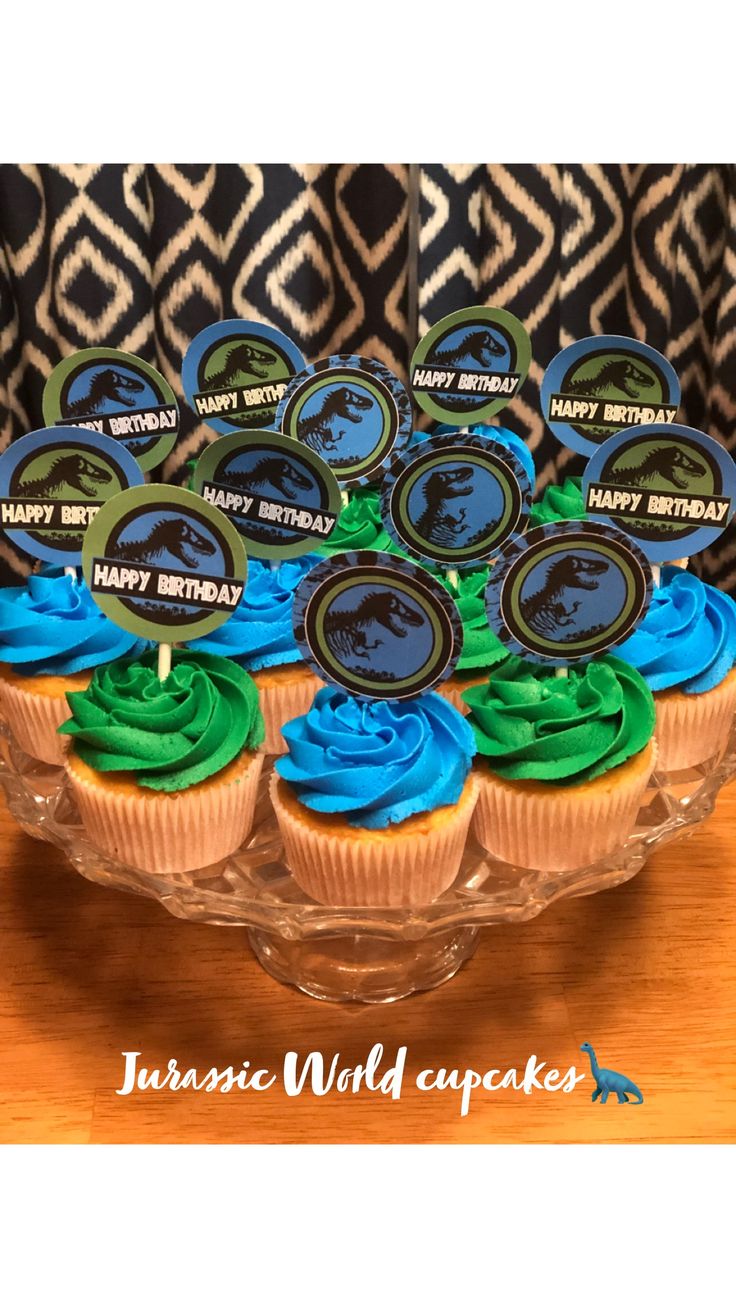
[1,785,734,1145]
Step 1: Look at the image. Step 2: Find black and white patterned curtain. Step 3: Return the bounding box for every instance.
[2,163,735,586]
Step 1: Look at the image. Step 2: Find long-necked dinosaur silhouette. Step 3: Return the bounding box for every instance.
[115,518,216,567]
[580,1042,644,1104]
[299,386,372,455]
[67,369,145,416]
[520,556,608,637]
[567,358,655,399]
[325,591,423,661]
[428,328,506,370]
[416,467,474,547]
[18,454,112,499]
[204,343,277,387]
[224,456,312,503]
[605,445,706,491]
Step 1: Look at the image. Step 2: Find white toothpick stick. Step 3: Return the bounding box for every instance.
[157,642,172,683]
[446,568,460,589]
[341,489,349,509]
[652,565,661,588]
[64,566,77,581]
[269,558,280,573]
[555,665,568,678]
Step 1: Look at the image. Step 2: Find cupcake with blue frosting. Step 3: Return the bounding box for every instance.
[0,569,146,766]
[188,554,323,754]
[271,687,478,906]
[615,566,736,771]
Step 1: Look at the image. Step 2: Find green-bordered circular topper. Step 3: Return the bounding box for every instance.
[485,520,653,665]
[276,354,412,485]
[292,550,463,699]
[410,307,531,425]
[42,348,179,472]
[182,319,306,434]
[583,424,736,562]
[381,433,531,568]
[82,485,247,642]
[0,427,144,565]
[540,335,681,458]
[192,429,341,561]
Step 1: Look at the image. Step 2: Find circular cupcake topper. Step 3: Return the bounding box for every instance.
[42,348,180,472]
[182,319,306,434]
[485,520,653,664]
[541,335,681,458]
[191,429,341,561]
[292,550,463,699]
[276,354,412,486]
[381,434,531,568]
[410,307,531,425]
[583,424,736,562]
[82,485,247,642]
[0,427,144,565]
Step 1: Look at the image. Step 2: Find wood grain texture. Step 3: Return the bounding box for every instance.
[1,789,735,1144]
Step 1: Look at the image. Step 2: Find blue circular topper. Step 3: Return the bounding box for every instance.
[541,335,681,459]
[485,520,653,665]
[583,423,736,562]
[0,426,145,565]
[182,319,306,435]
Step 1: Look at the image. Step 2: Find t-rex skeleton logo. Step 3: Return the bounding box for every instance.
[17,454,112,499]
[67,369,145,416]
[605,445,706,491]
[415,467,474,548]
[520,555,609,638]
[224,456,312,502]
[324,590,424,663]
[204,343,277,387]
[114,517,217,568]
[567,358,655,400]
[427,328,506,371]
[299,386,373,455]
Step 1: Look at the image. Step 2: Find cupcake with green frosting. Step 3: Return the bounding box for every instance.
[59,648,265,874]
[528,476,585,529]
[431,566,510,713]
[317,486,402,557]
[462,655,657,871]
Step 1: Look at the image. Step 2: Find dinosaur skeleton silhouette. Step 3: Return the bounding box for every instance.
[567,358,655,399]
[324,591,424,662]
[18,454,112,499]
[299,386,373,455]
[520,556,609,637]
[428,328,506,370]
[204,343,277,387]
[224,456,312,503]
[604,445,706,491]
[114,518,216,568]
[580,1043,644,1105]
[67,369,145,416]
[416,467,474,547]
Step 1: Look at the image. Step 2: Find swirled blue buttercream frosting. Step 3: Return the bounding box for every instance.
[0,569,146,676]
[615,566,736,695]
[275,685,476,829]
[189,554,320,671]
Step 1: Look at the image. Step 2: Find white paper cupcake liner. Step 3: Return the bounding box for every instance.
[66,751,263,875]
[253,670,322,754]
[472,740,657,873]
[270,774,478,907]
[0,678,71,766]
[654,673,736,772]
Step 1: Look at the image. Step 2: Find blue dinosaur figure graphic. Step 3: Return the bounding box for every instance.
[580,1042,644,1105]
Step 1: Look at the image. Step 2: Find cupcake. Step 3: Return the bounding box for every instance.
[431,565,510,713]
[463,654,657,872]
[271,686,478,906]
[317,484,402,557]
[188,554,323,754]
[0,569,146,766]
[60,649,264,874]
[615,566,736,772]
[528,475,585,529]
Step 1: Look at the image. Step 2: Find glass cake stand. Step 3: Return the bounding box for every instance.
[1,724,734,1003]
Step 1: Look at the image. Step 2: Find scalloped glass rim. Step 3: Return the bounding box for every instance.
[1,723,734,943]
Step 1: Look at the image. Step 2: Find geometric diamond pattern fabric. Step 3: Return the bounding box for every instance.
[1,162,735,588]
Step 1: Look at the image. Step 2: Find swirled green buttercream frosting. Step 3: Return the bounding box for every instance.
[462,654,654,784]
[528,476,585,529]
[432,566,510,674]
[59,649,264,792]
